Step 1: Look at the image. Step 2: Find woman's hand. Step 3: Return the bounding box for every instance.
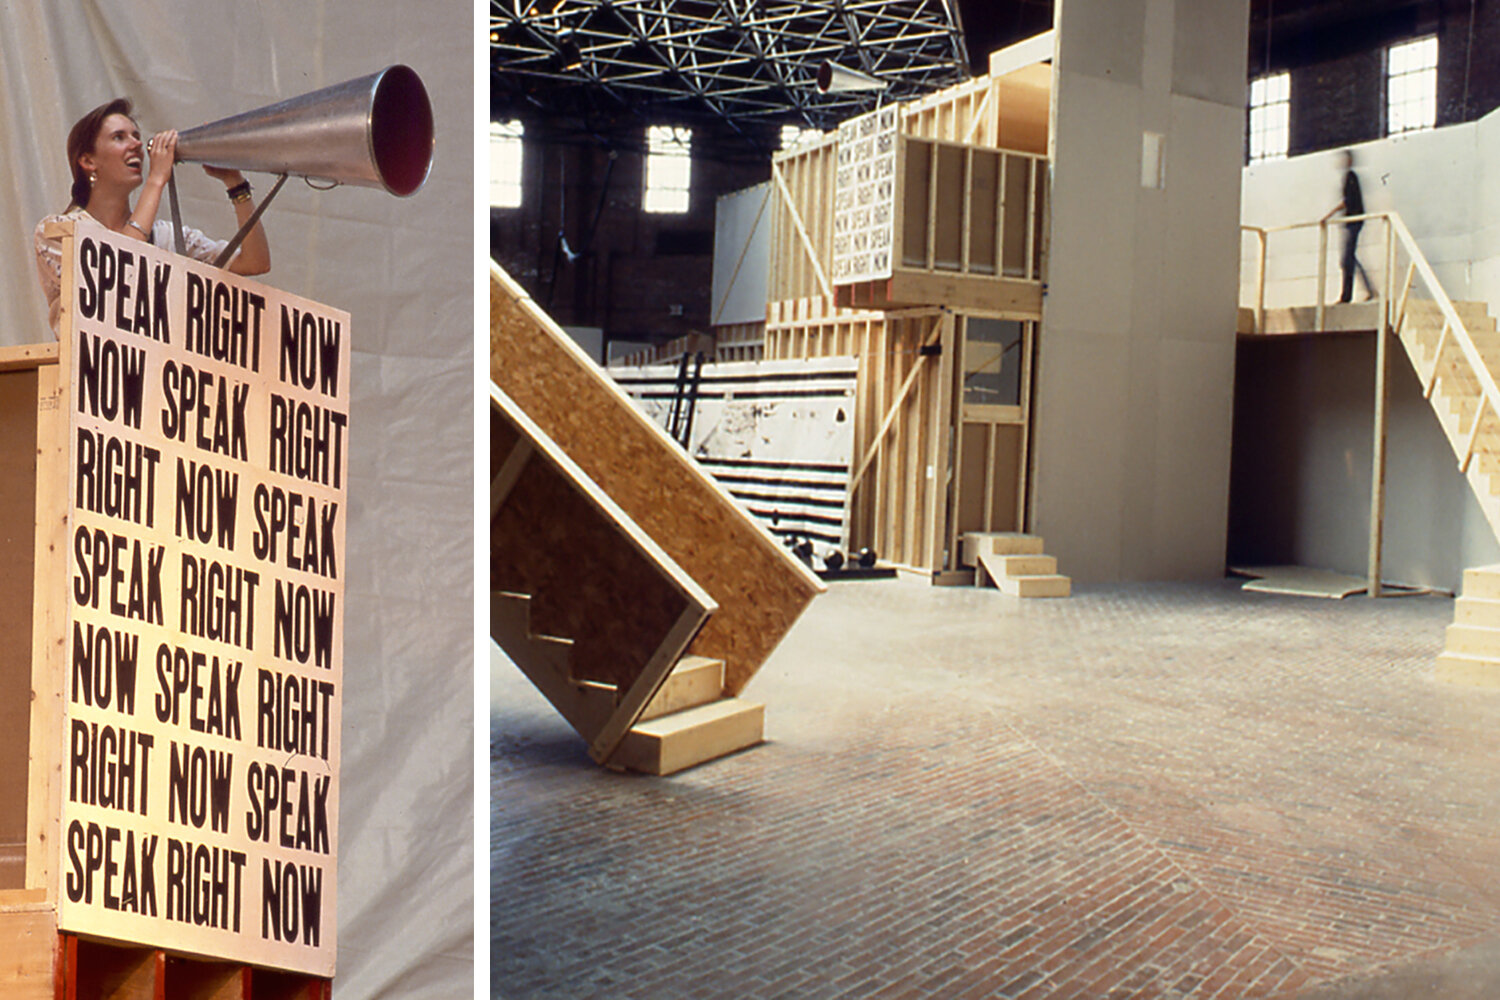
[202,165,246,187]
[146,130,178,186]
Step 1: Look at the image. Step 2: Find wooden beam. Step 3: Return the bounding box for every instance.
[848,317,944,495]
[770,161,832,305]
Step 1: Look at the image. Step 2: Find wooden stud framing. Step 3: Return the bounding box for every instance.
[760,53,1052,575]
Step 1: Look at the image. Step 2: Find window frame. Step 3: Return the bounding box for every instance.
[489,119,525,209]
[643,125,693,215]
[1247,71,1290,163]
[1385,35,1439,137]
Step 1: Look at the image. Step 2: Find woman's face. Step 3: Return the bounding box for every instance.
[82,112,145,192]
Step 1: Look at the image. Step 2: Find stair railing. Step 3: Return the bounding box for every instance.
[1240,209,1499,593]
[1241,211,1395,332]
[1384,212,1500,476]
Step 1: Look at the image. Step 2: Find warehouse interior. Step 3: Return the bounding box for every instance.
[490,1,1500,996]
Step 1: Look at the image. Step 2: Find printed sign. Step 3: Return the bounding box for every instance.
[58,218,346,977]
[832,105,898,284]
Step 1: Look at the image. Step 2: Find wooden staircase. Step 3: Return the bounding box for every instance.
[494,591,763,773]
[1394,295,1500,684]
[492,263,822,773]
[962,532,1071,597]
[1436,567,1500,687]
[606,657,764,775]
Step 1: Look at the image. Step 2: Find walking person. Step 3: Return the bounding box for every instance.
[1321,149,1374,303]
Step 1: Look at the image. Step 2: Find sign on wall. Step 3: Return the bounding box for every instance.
[832,105,898,284]
[612,357,857,547]
[58,218,347,977]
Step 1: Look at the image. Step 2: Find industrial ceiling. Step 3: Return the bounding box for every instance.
[489,0,974,152]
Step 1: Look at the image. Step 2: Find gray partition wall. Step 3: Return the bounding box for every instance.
[1031,0,1250,581]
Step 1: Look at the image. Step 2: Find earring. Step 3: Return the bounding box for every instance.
[89,171,97,184]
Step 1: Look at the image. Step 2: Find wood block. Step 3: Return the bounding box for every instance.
[984,554,1057,578]
[638,656,725,722]
[1461,565,1500,600]
[1435,652,1500,688]
[1444,624,1500,658]
[1454,596,1500,628]
[611,699,765,776]
[996,573,1072,598]
[962,532,1045,565]
[0,905,56,1000]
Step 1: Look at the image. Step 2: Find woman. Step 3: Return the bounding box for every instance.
[34,97,271,334]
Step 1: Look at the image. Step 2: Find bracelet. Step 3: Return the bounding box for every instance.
[125,220,149,237]
[226,181,252,203]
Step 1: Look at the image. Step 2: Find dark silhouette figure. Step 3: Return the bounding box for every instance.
[1321,150,1374,303]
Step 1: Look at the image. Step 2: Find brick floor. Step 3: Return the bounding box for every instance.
[491,579,1500,998]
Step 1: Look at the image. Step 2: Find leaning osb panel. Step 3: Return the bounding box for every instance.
[491,263,823,696]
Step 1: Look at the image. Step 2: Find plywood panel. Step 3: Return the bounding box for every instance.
[491,409,708,691]
[491,388,715,762]
[995,62,1053,154]
[0,905,56,1000]
[492,264,822,696]
[1003,158,1032,276]
[968,152,1000,274]
[933,145,966,270]
[901,140,932,268]
[0,370,37,867]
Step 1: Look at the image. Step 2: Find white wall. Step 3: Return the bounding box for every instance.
[1033,0,1249,581]
[1240,115,1491,307]
[711,181,772,327]
[1233,105,1500,588]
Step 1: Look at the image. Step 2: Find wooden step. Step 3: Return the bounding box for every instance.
[491,590,575,679]
[637,655,725,722]
[1444,623,1500,658]
[962,531,1045,565]
[1454,596,1500,628]
[1461,565,1500,600]
[996,573,1072,598]
[1435,651,1500,688]
[980,553,1057,578]
[610,698,765,775]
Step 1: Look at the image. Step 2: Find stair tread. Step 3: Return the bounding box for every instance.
[631,697,762,737]
[672,654,722,673]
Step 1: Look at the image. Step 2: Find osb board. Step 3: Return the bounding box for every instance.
[491,264,823,696]
[0,905,58,1000]
[0,369,38,850]
[491,405,707,690]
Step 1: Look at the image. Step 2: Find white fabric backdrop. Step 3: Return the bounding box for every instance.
[0,2,473,995]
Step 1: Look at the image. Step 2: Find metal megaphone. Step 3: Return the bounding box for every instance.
[176,64,434,197]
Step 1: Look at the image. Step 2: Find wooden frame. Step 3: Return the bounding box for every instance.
[491,385,716,763]
[492,263,824,697]
[3,219,343,995]
[759,52,1053,577]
